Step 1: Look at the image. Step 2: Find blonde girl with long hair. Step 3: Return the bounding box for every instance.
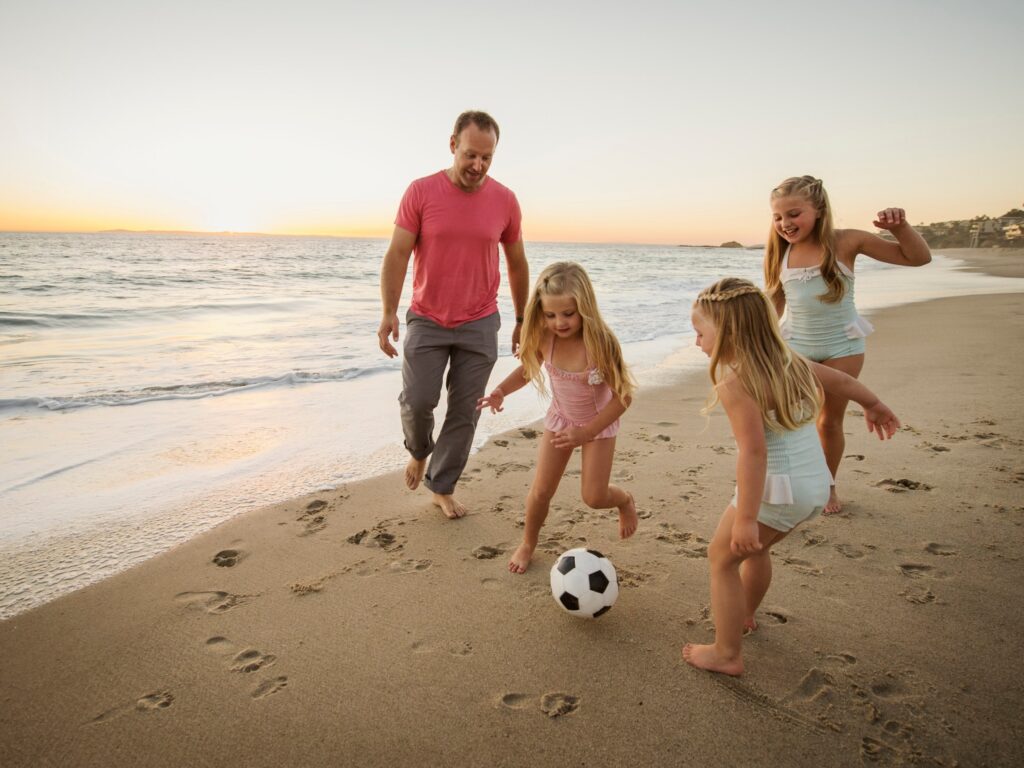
[477,262,638,574]
[683,278,900,676]
[765,175,930,515]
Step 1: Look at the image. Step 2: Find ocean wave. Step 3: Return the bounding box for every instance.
[0,366,398,413]
[0,300,312,328]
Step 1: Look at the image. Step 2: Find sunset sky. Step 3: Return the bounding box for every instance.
[1,0,1020,245]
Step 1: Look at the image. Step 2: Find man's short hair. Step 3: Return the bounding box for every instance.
[452,110,500,143]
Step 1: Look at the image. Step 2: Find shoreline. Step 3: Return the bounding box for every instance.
[1,250,1022,765]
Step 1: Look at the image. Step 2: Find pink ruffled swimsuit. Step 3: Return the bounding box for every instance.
[543,336,620,440]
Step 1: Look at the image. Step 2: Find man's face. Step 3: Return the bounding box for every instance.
[449,123,497,191]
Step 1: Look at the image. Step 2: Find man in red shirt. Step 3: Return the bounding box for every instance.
[378,111,530,519]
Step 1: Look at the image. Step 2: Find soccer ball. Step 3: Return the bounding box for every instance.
[550,548,619,619]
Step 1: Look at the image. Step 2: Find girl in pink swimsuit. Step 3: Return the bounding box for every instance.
[477,262,638,574]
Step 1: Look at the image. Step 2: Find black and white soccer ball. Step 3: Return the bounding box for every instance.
[549,548,619,619]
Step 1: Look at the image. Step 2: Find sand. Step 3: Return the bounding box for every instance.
[1,249,1022,767]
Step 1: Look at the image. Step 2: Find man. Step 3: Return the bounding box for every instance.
[378,110,529,519]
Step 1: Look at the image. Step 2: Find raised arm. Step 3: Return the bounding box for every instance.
[503,237,530,356]
[378,226,417,358]
[810,362,901,439]
[841,207,931,267]
[719,378,766,556]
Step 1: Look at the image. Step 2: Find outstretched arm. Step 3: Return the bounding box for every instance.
[810,362,901,439]
[476,364,531,414]
[842,208,931,267]
[378,226,416,358]
[503,238,530,357]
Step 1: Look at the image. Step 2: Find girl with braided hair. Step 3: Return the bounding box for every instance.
[765,176,930,514]
[477,262,638,574]
[682,278,900,676]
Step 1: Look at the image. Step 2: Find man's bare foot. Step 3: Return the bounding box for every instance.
[681,643,744,676]
[822,488,843,516]
[743,617,758,635]
[508,542,535,574]
[619,492,639,539]
[405,457,426,490]
[432,492,466,520]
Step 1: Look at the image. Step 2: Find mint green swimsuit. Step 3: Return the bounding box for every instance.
[779,248,874,362]
[731,418,832,532]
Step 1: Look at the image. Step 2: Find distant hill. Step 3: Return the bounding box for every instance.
[879,207,1024,248]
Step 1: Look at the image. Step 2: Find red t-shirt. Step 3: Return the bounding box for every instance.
[395,170,522,328]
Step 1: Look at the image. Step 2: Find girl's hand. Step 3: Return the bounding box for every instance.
[476,390,505,414]
[873,207,907,232]
[550,426,591,449]
[863,400,901,440]
[730,518,763,557]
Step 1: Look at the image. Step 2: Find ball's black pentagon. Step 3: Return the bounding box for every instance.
[556,556,576,575]
[593,605,612,618]
[559,592,580,611]
[589,570,610,593]
[586,549,605,559]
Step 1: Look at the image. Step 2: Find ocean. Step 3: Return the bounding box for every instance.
[0,232,1017,618]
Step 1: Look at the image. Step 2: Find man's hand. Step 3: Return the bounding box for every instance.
[378,314,400,358]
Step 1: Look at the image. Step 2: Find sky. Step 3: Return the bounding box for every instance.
[1,0,1021,245]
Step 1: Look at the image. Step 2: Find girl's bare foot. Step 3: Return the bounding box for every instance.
[508,542,535,574]
[822,487,843,515]
[743,617,758,635]
[405,457,426,490]
[619,492,639,539]
[432,493,466,519]
[681,643,744,676]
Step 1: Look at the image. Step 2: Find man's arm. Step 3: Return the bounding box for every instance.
[378,225,417,358]
[502,237,529,356]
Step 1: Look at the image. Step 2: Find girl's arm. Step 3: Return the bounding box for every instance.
[770,288,786,321]
[719,378,766,556]
[549,394,631,449]
[810,363,901,439]
[476,364,531,413]
[839,208,932,267]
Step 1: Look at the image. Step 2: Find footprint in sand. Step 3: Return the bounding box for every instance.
[520,428,538,439]
[785,668,837,705]
[499,692,534,710]
[897,563,936,579]
[90,691,175,724]
[296,499,329,536]
[480,577,502,590]
[540,692,580,718]
[802,532,827,547]
[175,590,250,614]
[844,454,865,461]
[230,648,277,674]
[876,478,932,493]
[917,441,951,453]
[212,549,243,567]
[388,558,432,573]
[835,543,869,559]
[472,545,505,560]
[924,542,958,556]
[761,610,790,626]
[782,557,822,576]
[869,674,912,700]
[899,584,937,604]
[347,525,404,552]
[252,676,288,699]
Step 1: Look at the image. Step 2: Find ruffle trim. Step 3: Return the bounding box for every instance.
[762,474,795,505]
[844,315,874,339]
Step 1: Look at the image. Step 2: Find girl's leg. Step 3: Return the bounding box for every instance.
[818,353,865,514]
[509,430,572,574]
[741,528,789,631]
[682,507,785,676]
[579,437,638,539]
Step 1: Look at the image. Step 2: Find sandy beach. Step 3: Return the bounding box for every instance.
[2,249,1022,768]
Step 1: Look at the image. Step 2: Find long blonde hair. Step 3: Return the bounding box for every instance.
[695,277,821,432]
[519,261,635,405]
[764,175,846,305]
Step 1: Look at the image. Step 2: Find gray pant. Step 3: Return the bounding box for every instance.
[399,310,500,495]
